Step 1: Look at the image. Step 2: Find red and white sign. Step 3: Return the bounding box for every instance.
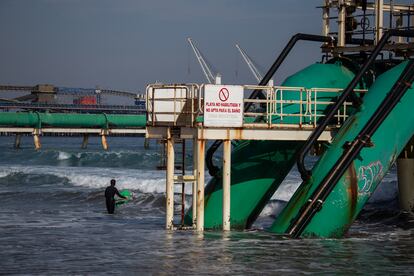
[203,84,244,127]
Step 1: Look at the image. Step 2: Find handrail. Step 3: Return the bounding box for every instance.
[297,29,414,181]
[206,33,336,176]
[146,83,361,129]
[146,84,199,127]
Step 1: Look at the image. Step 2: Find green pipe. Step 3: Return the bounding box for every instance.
[0,112,146,128]
[270,61,413,238]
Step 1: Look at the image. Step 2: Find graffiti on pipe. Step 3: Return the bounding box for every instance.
[357,160,384,196]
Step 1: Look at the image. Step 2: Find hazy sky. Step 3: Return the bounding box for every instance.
[0,0,322,93]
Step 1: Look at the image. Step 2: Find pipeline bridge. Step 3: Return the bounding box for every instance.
[0,83,147,149]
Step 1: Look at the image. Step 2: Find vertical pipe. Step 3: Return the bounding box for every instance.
[375,0,384,44]
[166,138,175,230]
[338,0,346,47]
[397,158,414,213]
[196,139,205,232]
[192,139,198,227]
[322,0,330,37]
[81,134,89,149]
[14,134,21,149]
[222,140,231,231]
[33,129,41,150]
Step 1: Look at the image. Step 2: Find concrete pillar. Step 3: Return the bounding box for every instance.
[33,129,41,150]
[101,135,108,150]
[14,134,22,149]
[222,140,231,231]
[166,138,175,230]
[192,139,198,227]
[196,139,205,232]
[397,158,414,213]
[81,134,89,149]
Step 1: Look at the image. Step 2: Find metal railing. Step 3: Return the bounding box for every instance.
[146,84,200,127]
[146,83,366,128]
[242,85,366,128]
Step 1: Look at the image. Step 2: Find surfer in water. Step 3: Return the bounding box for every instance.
[104,179,127,214]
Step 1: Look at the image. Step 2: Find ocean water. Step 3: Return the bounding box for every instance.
[0,136,413,274]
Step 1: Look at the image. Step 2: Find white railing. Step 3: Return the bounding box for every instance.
[146,83,366,128]
[242,85,366,128]
[146,84,200,126]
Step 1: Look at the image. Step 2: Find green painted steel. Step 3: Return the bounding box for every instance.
[0,112,146,128]
[270,61,413,238]
[184,62,356,229]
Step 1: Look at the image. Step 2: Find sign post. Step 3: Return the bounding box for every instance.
[203,85,244,127]
[203,84,244,231]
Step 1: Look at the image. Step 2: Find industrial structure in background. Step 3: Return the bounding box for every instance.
[0,84,145,114]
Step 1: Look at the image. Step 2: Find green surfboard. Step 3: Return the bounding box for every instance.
[115,189,133,206]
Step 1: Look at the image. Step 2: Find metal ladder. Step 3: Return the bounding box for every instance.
[158,136,195,228]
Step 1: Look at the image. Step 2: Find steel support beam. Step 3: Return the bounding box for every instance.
[197,128,333,141]
[192,139,198,227]
[166,138,175,230]
[146,126,335,142]
[222,140,231,231]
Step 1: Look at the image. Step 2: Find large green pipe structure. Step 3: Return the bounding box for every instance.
[270,61,414,238]
[0,112,146,129]
[185,62,358,229]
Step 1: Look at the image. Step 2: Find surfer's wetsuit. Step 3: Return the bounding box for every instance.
[105,185,125,214]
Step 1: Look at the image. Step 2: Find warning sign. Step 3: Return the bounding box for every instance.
[204,84,244,127]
